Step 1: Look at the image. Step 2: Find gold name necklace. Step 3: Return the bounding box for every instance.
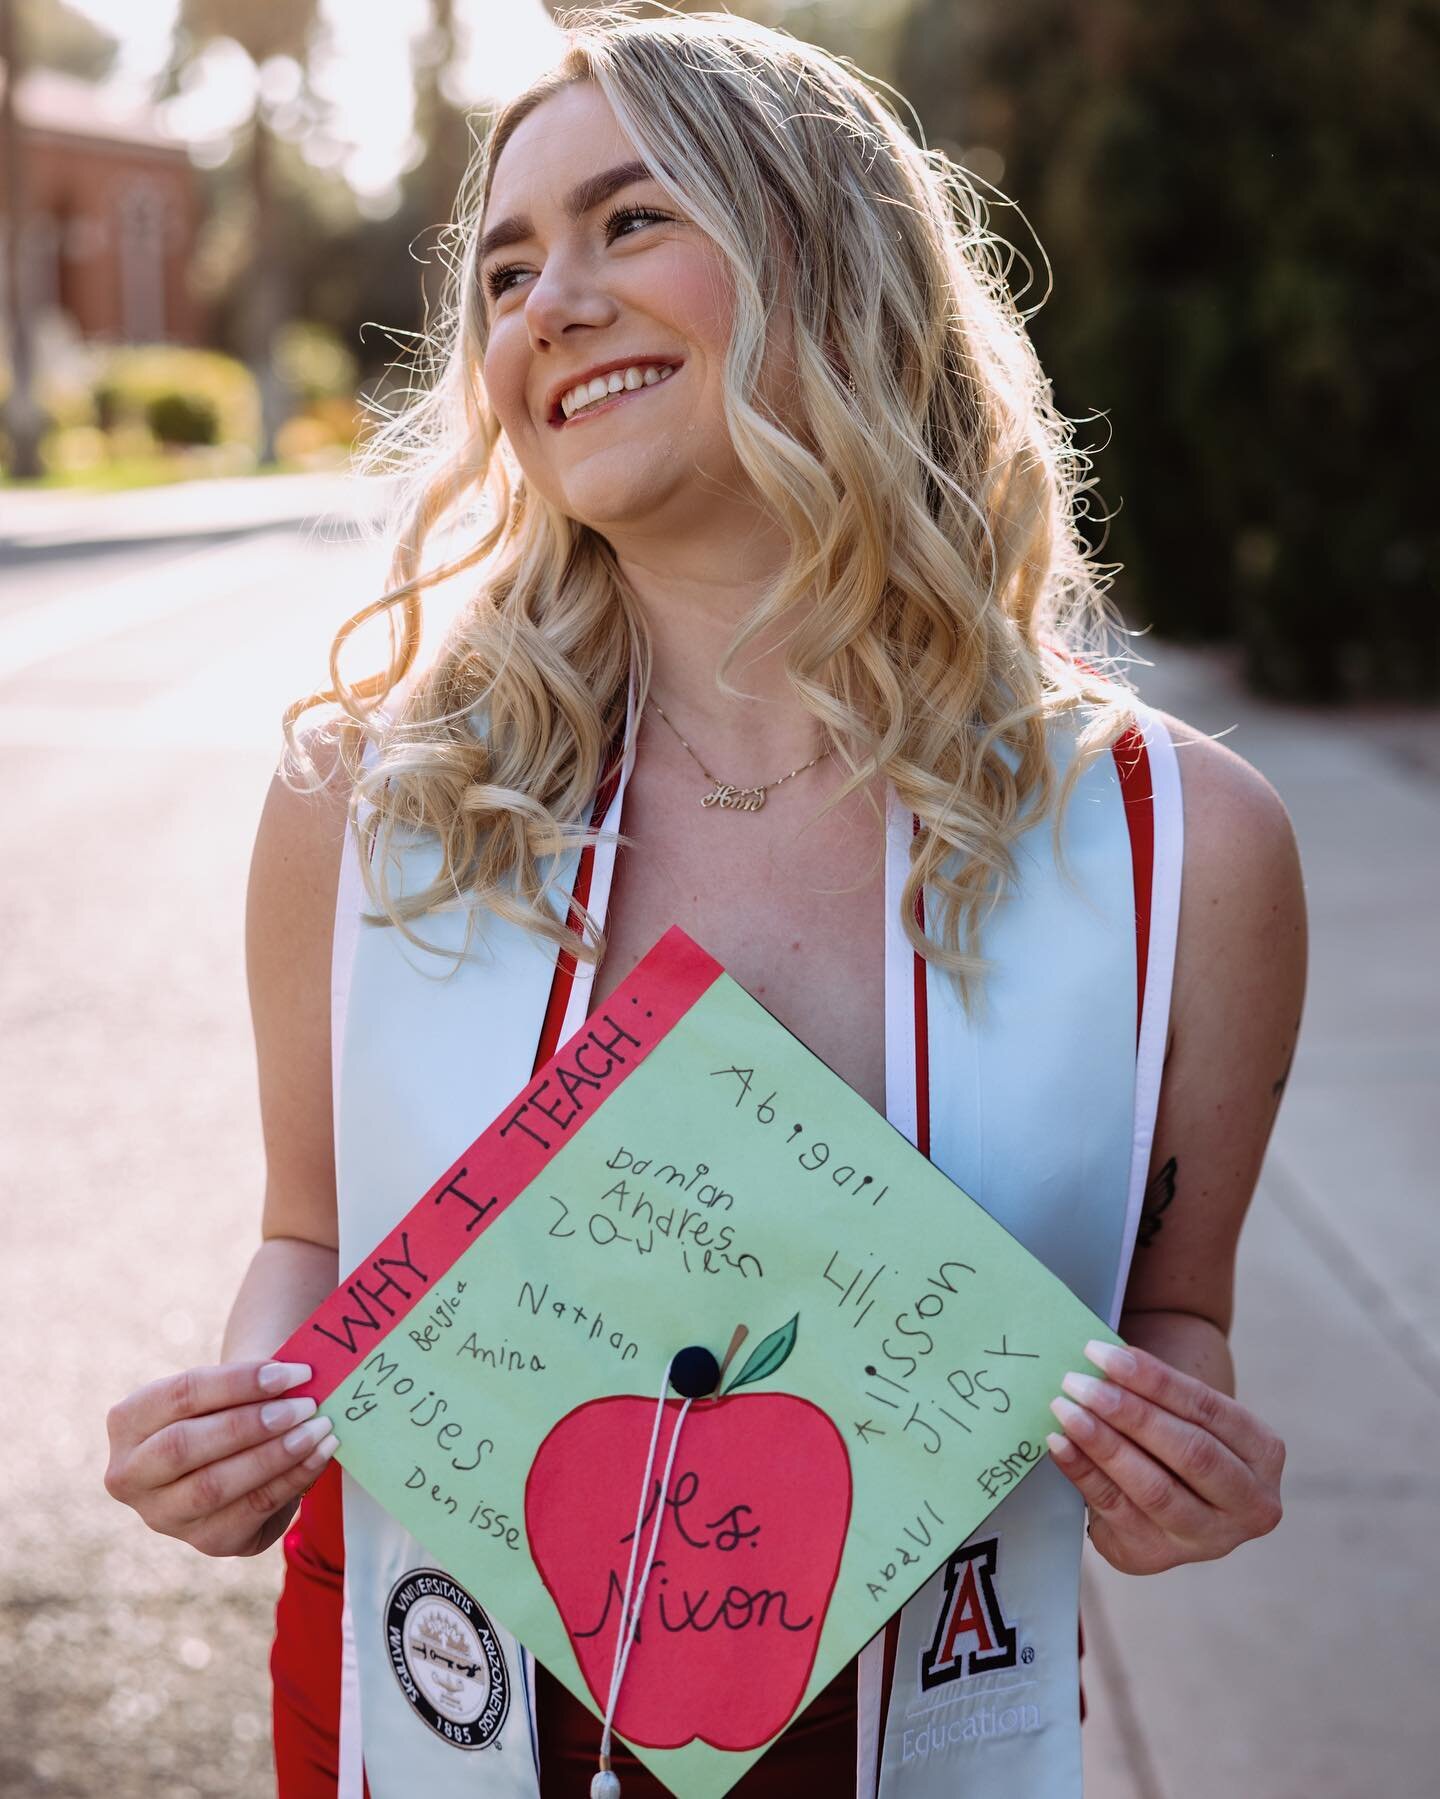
[645,695,831,813]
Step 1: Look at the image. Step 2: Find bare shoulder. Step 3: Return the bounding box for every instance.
[246,719,361,1250]
[1151,707,1307,1036]
[246,722,356,1002]
[248,721,355,918]
[1158,706,1301,866]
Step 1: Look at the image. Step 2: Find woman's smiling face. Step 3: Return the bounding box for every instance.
[477,81,774,539]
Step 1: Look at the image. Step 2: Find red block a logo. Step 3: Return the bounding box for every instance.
[919,1537,1018,1688]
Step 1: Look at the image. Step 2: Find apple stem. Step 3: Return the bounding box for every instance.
[712,1323,749,1398]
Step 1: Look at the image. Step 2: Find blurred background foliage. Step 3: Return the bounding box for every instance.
[2,0,1435,700]
[14,0,116,78]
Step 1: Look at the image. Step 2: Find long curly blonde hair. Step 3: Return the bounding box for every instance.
[286,5,1140,1015]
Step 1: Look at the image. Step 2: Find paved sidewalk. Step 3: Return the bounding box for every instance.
[0,467,397,552]
[1081,646,1440,1799]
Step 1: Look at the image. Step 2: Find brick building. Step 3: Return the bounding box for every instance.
[0,64,201,346]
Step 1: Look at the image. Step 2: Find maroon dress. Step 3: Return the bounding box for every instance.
[533,1656,858,1794]
[532,1614,1088,1793]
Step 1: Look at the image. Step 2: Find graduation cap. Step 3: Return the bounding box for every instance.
[276,925,1118,1799]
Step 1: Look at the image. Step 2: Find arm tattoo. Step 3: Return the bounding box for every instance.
[1272,1019,1300,1103]
[1137,1155,1177,1249]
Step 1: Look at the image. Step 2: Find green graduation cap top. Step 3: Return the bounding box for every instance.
[276,925,1121,1799]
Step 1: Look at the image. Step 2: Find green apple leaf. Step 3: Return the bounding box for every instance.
[722,1314,799,1395]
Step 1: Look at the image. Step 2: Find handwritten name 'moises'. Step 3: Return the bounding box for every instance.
[500,1012,644,1151]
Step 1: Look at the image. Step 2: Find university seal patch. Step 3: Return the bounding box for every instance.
[385,1568,510,1749]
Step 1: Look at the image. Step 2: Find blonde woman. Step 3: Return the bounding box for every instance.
[104,10,1304,1795]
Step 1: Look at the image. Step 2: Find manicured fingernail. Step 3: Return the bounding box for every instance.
[1050,1395,1096,1438]
[1084,1340,1136,1379]
[304,1433,339,1468]
[1061,1370,1113,1410]
[283,1415,332,1456]
[1046,1430,1079,1461]
[261,1396,316,1433]
[259,1361,312,1393]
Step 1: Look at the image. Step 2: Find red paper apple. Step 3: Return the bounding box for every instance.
[524,1315,852,1752]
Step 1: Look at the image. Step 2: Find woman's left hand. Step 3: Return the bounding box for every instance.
[1046,1339,1285,1575]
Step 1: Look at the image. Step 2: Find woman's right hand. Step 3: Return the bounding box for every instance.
[104,1360,338,1558]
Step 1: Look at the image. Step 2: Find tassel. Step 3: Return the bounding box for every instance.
[592,1354,705,1799]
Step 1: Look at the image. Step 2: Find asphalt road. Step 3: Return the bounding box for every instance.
[2,501,398,1799]
[3,480,1437,1797]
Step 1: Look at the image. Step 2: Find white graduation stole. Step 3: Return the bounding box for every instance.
[327,677,1182,1797]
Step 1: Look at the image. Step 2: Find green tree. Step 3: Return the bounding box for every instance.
[19,0,116,79]
[896,0,1440,700]
[414,0,469,230]
[163,1,325,464]
[164,0,496,429]
[3,0,119,478]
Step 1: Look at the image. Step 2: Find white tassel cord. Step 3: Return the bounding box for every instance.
[591,1363,694,1799]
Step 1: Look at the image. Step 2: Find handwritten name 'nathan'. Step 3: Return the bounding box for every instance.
[499,1011,645,1151]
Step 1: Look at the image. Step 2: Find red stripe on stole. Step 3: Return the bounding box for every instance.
[1110,722,1155,1044]
[533,735,628,1073]
[910,812,931,1161]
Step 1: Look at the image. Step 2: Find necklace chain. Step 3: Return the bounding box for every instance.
[645,695,831,814]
